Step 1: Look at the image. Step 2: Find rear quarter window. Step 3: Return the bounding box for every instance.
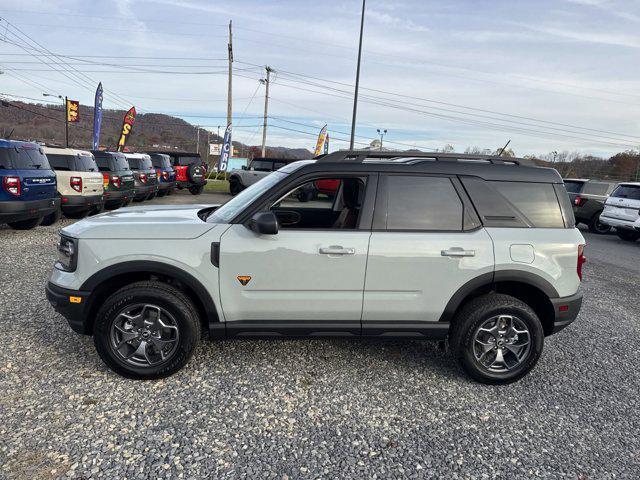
[490,181,565,228]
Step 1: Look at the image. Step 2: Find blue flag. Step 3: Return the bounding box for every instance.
[92,82,103,150]
[218,124,232,172]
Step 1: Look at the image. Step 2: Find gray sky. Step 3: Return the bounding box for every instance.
[1,0,639,156]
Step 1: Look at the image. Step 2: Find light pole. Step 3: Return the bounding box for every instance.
[376,128,387,151]
[349,0,366,150]
[43,93,67,147]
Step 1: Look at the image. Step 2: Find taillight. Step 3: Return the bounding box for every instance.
[139,173,147,183]
[162,171,169,180]
[577,244,586,281]
[156,169,161,178]
[111,175,121,189]
[2,176,21,196]
[70,176,82,193]
[574,196,585,206]
[102,173,109,188]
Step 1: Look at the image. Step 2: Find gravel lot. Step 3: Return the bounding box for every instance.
[1,195,639,479]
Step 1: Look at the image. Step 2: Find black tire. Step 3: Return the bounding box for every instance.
[229,178,242,196]
[64,210,89,220]
[616,229,640,242]
[166,188,173,196]
[147,192,157,200]
[588,212,610,234]
[188,184,204,195]
[93,281,201,380]
[41,208,62,226]
[187,164,205,185]
[89,204,104,216]
[7,217,42,230]
[156,189,167,197]
[449,294,544,385]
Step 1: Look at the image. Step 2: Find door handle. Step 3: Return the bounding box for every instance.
[441,247,475,257]
[319,246,355,255]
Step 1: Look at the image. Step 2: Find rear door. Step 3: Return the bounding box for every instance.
[362,174,494,327]
[13,146,57,201]
[603,184,640,222]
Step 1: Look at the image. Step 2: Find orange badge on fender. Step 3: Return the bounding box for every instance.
[237,276,251,286]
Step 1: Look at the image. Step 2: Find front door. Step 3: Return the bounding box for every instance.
[218,175,374,327]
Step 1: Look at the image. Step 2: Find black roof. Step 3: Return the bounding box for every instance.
[251,157,297,164]
[146,150,200,158]
[91,150,126,159]
[301,150,562,183]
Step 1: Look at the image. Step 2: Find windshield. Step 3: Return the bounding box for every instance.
[207,172,286,223]
[563,181,583,194]
[76,155,98,172]
[0,147,51,170]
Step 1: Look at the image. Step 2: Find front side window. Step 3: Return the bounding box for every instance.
[384,176,463,231]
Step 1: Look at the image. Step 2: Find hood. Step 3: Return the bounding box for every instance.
[62,204,221,240]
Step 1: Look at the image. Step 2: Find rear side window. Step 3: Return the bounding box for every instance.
[610,185,640,200]
[582,182,614,196]
[251,160,273,171]
[490,181,565,228]
[563,181,584,194]
[383,176,463,231]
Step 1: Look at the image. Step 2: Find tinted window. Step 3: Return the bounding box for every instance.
[582,182,614,196]
[75,155,98,172]
[47,154,73,171]
[0,147,51,170]
[250,160,272,171]
[95,157,110,171]
[111,155,130,171]
[151,154,171,169]
[176,156,201,166]
[611,185,640,200]
[385,176,463,231]
[491,181,564,228]
[563,181,584,194]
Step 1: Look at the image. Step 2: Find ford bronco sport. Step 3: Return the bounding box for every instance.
[92,151,135,209]
[0,139,60,229]
[46,151,584,384]
[44,147,104,218]
[124,153,158,202]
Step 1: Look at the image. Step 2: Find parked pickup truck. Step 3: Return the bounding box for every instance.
[228,158,295,195]
[563,178,617,234]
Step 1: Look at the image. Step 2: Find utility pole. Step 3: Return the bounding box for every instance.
[349,0,366,150]
[227,20,233,129]
[43,93,67,147]
[260,66,272,157]
[196,126,200,154]
[376,128,387,151]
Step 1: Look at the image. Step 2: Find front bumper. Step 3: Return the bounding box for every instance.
[61,194,104,214]
[550,291,583,334]
[46,281,91,334]
[599,214,640,231]
[0,197,60,223]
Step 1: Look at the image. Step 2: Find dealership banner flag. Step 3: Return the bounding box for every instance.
[314,124,327,156]
[117,107,136,152]
[66,99,80,123]
[92,83,103,150]
[324,133,329,154]
[217,124,232,172]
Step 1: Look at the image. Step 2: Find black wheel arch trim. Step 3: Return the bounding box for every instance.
[80,260,220,333]
[439,269,560,323]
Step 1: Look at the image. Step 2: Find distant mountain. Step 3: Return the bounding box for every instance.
[0,99,312,160]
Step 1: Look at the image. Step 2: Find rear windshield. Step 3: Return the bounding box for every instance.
[0,146,51,170]
[175,156,201,166]
[47,154,74,171]
[75,155,98,172]
[128,157,153,170]
[611,185,640,200]
[111,154,130,171]
[151,155,172,169]
[563,181,584,194]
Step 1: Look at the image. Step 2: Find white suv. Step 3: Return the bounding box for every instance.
[46,151,585,384]
[600,182,640,242]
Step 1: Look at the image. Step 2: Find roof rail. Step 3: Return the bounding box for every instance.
[315,150,533,166]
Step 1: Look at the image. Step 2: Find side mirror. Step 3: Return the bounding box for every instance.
[248,211,278,235]
[241,165,248,170]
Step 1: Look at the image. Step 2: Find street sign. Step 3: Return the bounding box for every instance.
[210,143,222,155]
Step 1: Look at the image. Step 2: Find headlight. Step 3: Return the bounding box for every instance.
[55,235,78,272]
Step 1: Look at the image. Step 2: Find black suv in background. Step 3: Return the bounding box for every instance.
[564,178,617,234]
[92,151,135,209]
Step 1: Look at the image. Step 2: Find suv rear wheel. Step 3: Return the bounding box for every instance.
[188,184,204,195]
[616,229,640,242]
[7,217,42,230]
[450,294,544,384]
[93,281,201,379]
[41,208,61,226]
[588,212,611,234]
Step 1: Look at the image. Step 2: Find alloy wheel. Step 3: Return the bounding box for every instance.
[110,304,180,368]
[472,315,531,373]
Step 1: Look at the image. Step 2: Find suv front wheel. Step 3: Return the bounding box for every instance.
[93,281,201,379]
[450,294,544,384]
